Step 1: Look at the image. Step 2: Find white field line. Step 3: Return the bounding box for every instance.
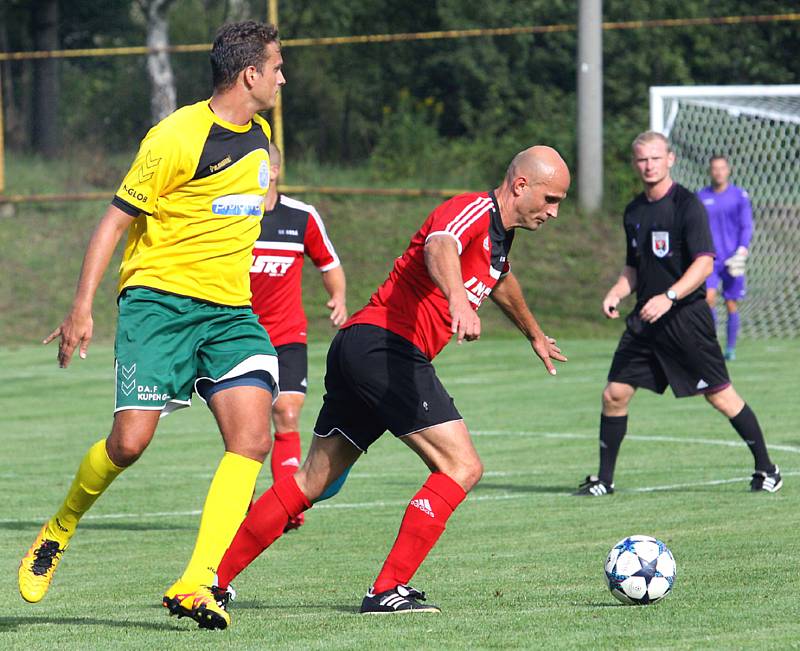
[472,429,800,456]
[2,431,795,525]
[3,472,798,526]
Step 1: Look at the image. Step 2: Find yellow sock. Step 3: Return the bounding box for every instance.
[180,452,262,587]
[46,439,124,545]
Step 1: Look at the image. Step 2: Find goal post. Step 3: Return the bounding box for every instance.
[650,85,800,339]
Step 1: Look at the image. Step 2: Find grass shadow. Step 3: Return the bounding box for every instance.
[0,521,194,532]
[0,615,180,633]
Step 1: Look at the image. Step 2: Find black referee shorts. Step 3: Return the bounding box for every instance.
[608,300,730,398]
[275,343,308,394]
[313,324,462,451]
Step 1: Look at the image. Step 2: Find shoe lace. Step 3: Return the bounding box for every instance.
[209,585,234,609]
[32,540,62,576]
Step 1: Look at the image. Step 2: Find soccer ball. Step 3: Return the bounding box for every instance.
[604,535,676,605]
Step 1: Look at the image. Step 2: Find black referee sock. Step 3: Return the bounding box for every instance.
[730,404,775,472]
[598,414,628,485]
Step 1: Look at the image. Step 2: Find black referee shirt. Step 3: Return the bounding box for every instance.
[623,183,716,308]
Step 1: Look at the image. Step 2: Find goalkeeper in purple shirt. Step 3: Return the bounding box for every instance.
[697,155,753,360]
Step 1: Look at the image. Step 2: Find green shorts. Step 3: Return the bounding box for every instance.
[114,288,278,414]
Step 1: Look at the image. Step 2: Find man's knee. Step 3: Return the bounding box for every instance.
[107,411,160,466]
[439,454,483,493]
[273,405,300,431]
[107,429,150,467]
[231,426,272,461]
[457,456,484,492]
[603,383,632,412]
[272,396,304,432]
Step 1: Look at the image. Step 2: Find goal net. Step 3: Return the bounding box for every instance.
[650,85,800,339]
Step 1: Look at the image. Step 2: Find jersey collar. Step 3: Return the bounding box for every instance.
[205,99,254,134]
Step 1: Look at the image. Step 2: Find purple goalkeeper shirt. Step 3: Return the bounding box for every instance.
[696,184,753,260]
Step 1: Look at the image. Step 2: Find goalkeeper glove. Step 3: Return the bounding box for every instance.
[724,246,748,278]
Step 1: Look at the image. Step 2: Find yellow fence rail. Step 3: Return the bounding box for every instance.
[1,13,798,61]
[1,11,798,201]
[0,185,469,205]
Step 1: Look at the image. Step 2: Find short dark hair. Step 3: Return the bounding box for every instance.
[211,21,280,91]
[709,154,729,164]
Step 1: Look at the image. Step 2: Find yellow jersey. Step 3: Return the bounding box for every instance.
[113,100,271,306]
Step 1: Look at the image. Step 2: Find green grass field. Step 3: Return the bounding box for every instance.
[2,337,799,650]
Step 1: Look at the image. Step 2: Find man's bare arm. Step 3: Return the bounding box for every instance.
[602,265,638,318]
[490,271,567,375]
[321,265,348,327]
[44,204,135,367]
[424,234,479,343]
[640,255,713,323]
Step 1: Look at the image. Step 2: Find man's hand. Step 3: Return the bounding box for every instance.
[531,335,567,376]
[43,307,94,368]
[724,246,748,278]
[326,297,348,327]
[603,293,622,319]
[450,298,481,344]
[639,293,673,324]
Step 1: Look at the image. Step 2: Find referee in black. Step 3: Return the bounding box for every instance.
[576,131,781,496]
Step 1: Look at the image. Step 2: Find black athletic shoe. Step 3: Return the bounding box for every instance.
[359,584,441,614]
[575,475,615,496]
[750,466,783,493]
[210,583,236,610]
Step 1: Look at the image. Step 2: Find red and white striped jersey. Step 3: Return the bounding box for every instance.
[250,194,340,346]
[345,191,513,359]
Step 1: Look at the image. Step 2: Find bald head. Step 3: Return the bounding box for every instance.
[269,143,282,169]
[505,145,570,187]
[496,145,570,231]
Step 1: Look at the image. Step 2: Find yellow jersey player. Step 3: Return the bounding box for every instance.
[18,21,285,630]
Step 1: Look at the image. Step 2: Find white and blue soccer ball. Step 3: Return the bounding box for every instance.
[605,535,676,605]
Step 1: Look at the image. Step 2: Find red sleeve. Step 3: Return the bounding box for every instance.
[304,207,340,271]
[424,194,494,255]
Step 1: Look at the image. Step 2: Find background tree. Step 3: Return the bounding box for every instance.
[31,0,60,155]
[135,0,178,123]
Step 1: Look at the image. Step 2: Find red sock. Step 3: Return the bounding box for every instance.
[271,431,305,526]
[372,472,466,595]
[271,431,302,482]
[216,476,310,589]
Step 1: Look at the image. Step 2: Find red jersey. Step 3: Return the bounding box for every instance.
[346,191,513,359]
[250,194,340,346]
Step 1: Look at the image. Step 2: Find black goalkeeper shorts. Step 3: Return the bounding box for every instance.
[608,300,730,398]
[313,324,462,451]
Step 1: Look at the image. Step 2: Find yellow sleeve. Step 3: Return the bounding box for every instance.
[114,120,194,215]
[254,114,272,143]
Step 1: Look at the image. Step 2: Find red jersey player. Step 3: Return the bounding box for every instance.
[214,146,570,618]
[251,144,347,529]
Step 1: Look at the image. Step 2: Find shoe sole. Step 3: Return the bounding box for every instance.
[163,596,229,630]
[360,607,441,615]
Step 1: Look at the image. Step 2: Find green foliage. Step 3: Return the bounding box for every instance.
[369,90,444,182]
[4,0,800,203]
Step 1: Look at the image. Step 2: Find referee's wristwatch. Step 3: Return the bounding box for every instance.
[665,289,678,304]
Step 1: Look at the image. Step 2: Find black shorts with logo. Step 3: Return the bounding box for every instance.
[608,299,730,398]
[276,343,308,394]
[313,324,462,451]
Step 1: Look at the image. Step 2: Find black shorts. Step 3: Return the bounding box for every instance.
[276,343,308,394]
[608,300,730,398]
[313,324,462,451]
